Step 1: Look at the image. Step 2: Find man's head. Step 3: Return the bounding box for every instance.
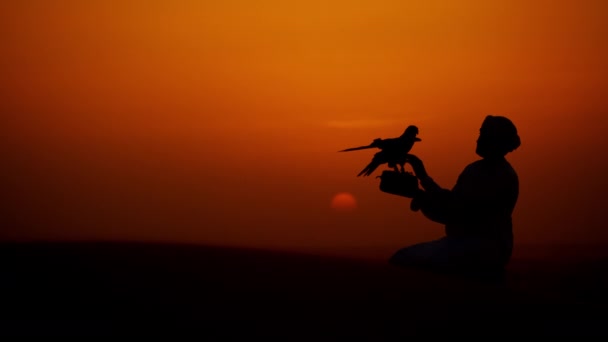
[476,115,521,158]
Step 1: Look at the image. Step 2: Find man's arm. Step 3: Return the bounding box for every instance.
[410,180,451,224]
[418,175,443,193]
[405,155,452,224]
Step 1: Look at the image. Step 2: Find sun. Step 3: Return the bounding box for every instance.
[330,192,357,212]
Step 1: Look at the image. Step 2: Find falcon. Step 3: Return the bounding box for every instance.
[339,125,421,177]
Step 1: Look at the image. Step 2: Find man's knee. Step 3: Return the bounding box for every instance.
[389,238,466,272]
[389,243,437,268]
[388,247,411,266]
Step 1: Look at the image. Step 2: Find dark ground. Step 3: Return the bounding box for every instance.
[1,242,607,338]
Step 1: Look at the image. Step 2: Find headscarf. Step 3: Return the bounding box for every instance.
[481,115,521,154]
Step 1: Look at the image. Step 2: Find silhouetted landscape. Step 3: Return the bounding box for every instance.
[1,241,607,338]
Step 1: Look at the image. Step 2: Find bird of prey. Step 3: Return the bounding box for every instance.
[339,125,421,177]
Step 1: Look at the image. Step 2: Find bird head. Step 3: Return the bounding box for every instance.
[402,125,421,141]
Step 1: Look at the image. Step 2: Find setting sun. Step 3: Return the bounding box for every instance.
[331,192,357,212]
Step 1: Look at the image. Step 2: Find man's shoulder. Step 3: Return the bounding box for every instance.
[462,159,486,172]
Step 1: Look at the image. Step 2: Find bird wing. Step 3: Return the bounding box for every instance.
[357,151,387,176]
[374,137,402,149]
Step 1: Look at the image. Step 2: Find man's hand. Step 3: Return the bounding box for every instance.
[405,154,428,179]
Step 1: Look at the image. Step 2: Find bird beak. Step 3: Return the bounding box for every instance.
[415,137,422,141]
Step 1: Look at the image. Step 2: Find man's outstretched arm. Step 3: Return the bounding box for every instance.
[406,155,451,224]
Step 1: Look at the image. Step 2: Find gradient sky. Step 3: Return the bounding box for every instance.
[1,1,607,253]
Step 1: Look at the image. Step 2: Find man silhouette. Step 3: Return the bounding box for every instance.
[388,115,521,282]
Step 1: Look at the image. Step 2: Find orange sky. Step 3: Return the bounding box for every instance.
[1,0,607,254]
